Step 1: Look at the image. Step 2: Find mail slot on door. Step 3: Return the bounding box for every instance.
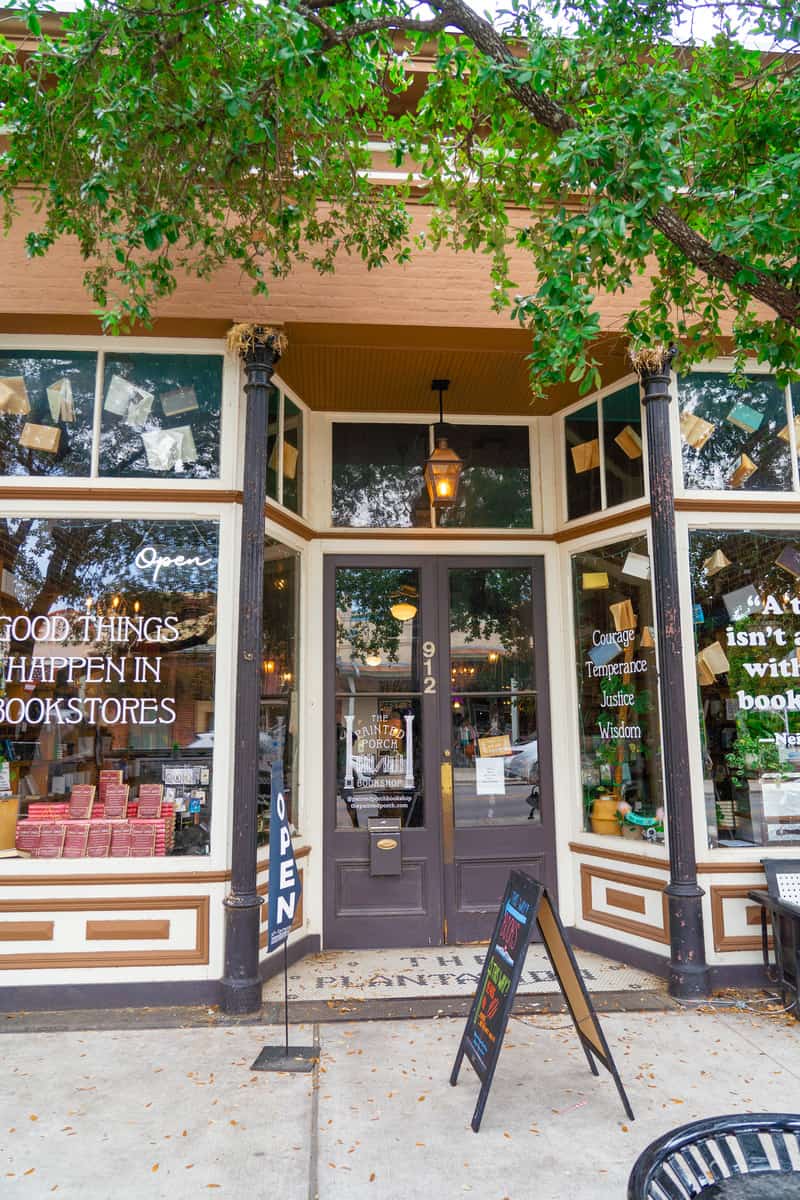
[368,817,402,876]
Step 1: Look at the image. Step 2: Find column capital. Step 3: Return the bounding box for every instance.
[227,323,287,369]
[631,343,678,402]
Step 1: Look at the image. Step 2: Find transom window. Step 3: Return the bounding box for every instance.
[331,422,532,529]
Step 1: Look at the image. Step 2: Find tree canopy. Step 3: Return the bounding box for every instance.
[1,0,799,397]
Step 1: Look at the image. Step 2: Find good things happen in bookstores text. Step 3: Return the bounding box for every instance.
[0,614,180,725]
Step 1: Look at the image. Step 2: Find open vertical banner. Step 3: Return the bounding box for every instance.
[450,870,634,1132]
[251,762,316,1073]
[267,762,302,951]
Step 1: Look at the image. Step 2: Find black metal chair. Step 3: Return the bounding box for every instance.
[748,858,800,1019]
[628,1113,800,1199]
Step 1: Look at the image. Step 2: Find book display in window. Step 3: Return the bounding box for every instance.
[0,352,95,476]
[703,549,731,577]
[729,453,757,488]
[725,403,764,434]
[68,784,95,820]
[99,355,222,479]
[614,425,642,459]
[46,377,75,423]
[571,438,600,473]
[19,422,61,454]
[0,376,31,415]
[680,411,715,450]
[776,545,800,578]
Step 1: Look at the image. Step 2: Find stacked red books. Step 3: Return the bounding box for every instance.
[63,822,90,858]
[129,822,157,856]
[38,823,66,858]
[68,784,95,820]
[109,823,132,857]
[86,822,112,857]
[103,783,129,820]
[15,822,41,854]
[136,784,163,819]
[27,802,69,820]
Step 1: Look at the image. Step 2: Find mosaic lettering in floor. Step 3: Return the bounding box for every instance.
[262,945,660,1002]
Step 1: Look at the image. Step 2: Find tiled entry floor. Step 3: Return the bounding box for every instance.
[262,944,661,1004]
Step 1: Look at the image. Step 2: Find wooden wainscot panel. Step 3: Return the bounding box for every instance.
[711,884,773,953]
[580,864,669,945]
[0,921,54,942]
[605,887,646,916]
[0,896,208,969]
[85,920,171,942]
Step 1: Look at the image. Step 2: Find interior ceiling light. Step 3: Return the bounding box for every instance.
[365,653,382,667]
[424,378,463,510]
[389,584,418,622]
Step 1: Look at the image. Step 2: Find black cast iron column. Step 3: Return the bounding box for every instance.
[639,347,711,1000]
[221,327,283,1015]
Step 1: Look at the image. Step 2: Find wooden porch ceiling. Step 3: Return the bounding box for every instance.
[277,324,633,416]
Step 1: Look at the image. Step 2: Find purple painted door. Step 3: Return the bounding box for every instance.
[323,555,555,949]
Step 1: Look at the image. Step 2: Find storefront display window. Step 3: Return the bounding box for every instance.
[1,518,218,858]
[680,372,793,492]
[259,540,300,843]
[571,535,663,838]
[99,353,223,479]
[564,384,644,521]
[332,423,532,528]
[0,350,96,477]
[690,528,800,848]
[266,386,304,515]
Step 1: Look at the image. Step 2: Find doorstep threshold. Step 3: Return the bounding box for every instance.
[261,988,675,1025]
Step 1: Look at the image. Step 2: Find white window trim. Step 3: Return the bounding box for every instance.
[557,372,648,529]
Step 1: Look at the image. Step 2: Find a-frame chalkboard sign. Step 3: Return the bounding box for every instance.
[450,870,634,1132]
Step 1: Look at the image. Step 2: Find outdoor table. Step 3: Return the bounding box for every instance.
[627,1114,800,1200]
[701,1177,799,1199]
[747,887,800,1018]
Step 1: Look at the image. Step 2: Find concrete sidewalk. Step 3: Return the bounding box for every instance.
[3,1005,798,1198]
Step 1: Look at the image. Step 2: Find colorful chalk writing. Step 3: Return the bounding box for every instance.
[451,871,635,1133]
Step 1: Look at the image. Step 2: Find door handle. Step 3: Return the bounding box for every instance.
[440,761,454,865]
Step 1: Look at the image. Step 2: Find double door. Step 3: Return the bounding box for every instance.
[323,555,555,948]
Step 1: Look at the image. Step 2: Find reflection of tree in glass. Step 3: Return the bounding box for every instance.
[332,463,425,528]
[0,519,218,638]
[449,568,533,659]
[438,466,532,529]
[336,567,416,663]
[680,374,790,493]
[0,352,96,478]
[99,355,222,479]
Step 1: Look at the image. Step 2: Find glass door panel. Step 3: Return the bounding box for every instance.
[334,566,423,829]
[448,567,539,826]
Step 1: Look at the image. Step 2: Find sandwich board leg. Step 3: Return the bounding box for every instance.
[581,1041,600,1077]
[450,1043,465,1087]
[610,1060,635,1122]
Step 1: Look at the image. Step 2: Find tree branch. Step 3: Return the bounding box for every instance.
[301,0,799,328]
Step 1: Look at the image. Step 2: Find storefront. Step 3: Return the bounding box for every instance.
[0,310,797,1011]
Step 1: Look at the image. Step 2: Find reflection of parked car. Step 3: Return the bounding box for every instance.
[505,736,538,783]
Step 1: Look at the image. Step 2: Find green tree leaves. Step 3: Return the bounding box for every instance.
[1,0,798,395]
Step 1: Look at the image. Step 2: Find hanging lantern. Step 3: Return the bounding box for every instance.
[424,378,463,511]
[424,437,463,509]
